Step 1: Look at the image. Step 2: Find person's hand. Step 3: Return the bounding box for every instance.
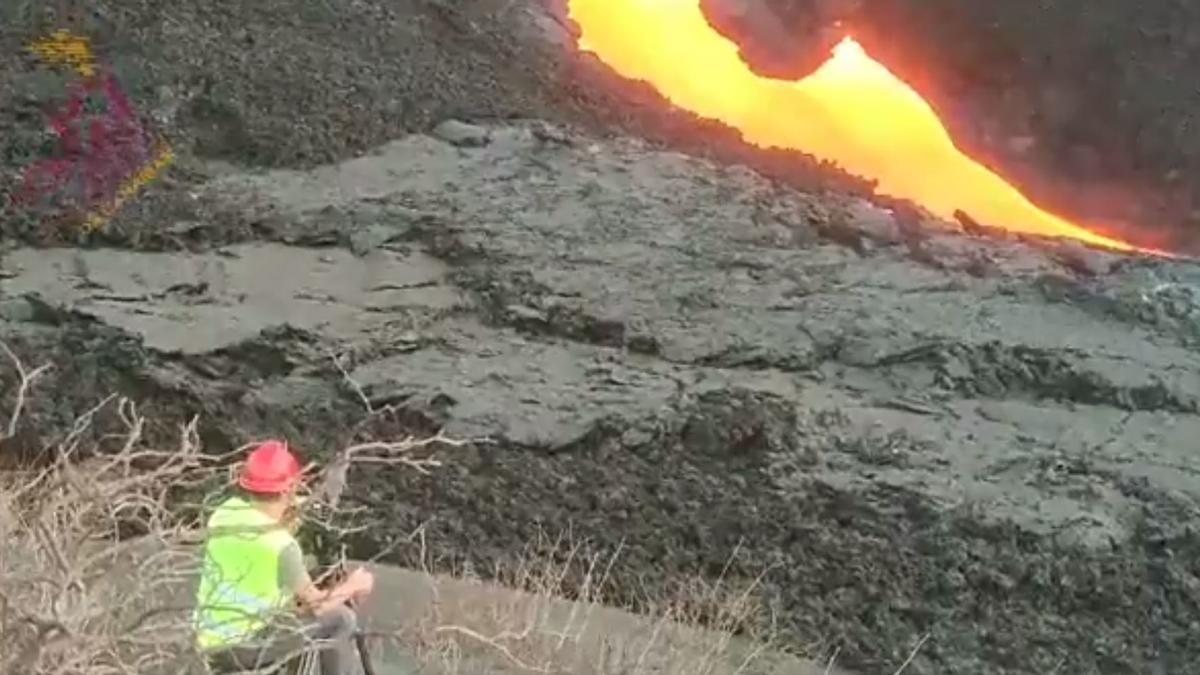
[346,567,375,599]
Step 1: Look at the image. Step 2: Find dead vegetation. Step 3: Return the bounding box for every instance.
[0,340,801,675]
[390,533,788,675]
[0,341,220,674]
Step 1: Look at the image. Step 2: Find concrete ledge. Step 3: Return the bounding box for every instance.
[355,562,844,675]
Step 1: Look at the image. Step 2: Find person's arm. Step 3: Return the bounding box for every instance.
[296,572,370,615]
[278,542,372,616]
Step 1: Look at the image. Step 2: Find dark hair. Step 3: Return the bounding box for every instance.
[238,486,287,503]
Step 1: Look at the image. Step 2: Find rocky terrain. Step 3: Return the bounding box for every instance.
[5,120,1200,673]
[703,0,1200,253]
[3,1,1200,674]
[0,0,872,248]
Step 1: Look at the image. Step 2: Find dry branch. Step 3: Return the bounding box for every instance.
[0,340,52,442]
[0,381,220,674]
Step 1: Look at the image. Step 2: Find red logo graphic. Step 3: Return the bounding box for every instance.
[15,30,172,232]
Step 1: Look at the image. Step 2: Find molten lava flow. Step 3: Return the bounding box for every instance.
[568,0,1140,252]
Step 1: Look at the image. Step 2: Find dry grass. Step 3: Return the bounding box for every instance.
[377,532,789,675]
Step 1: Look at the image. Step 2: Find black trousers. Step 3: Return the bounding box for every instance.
[205,605,358,675]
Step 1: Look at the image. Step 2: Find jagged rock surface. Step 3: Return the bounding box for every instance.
[3,122,1200,674]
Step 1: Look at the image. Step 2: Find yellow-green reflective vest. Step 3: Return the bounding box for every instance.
[193,495,297,650]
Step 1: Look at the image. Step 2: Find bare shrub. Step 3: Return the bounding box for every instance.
[0,342,226,675]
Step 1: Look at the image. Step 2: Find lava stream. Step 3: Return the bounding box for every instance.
[567,0,1141,253]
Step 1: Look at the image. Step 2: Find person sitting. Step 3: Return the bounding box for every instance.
[193,440,375,674]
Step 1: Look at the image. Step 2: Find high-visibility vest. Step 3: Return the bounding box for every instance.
[193,495,297,650]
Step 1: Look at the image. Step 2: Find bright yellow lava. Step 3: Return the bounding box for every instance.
[568,0,1139,252]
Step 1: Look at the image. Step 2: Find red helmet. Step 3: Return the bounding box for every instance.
[239,440,302,494]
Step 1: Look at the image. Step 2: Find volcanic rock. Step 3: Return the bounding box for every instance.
[839,198,902,246]
[4,121,1200,674]
[433,119,492,148]
[3,1,1200,673]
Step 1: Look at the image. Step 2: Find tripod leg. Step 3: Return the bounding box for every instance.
[354,629,377,675]
[344,596,377,675]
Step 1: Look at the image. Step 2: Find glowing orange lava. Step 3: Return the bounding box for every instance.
[568,0,1141,252]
